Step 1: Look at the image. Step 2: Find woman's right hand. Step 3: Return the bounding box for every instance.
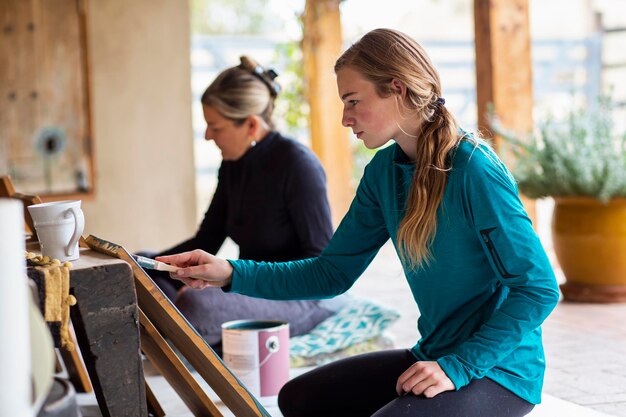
[156,250,233,289]
[396,361,455,398]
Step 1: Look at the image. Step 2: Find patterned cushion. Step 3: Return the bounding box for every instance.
[290,334,395,368]
[289,298,400,363]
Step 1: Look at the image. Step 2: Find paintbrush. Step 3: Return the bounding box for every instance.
[135,255,180,273]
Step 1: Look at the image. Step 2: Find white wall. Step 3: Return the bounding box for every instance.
[83,0,197,252]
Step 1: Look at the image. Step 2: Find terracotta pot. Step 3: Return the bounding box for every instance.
[553,197,626,302]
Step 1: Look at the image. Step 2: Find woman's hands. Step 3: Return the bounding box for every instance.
[156,250,233,289]
[396,361,455,398]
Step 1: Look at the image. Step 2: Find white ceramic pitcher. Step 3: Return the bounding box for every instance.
[28,200,85,262]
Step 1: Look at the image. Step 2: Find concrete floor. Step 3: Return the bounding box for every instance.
[77,241,626,416]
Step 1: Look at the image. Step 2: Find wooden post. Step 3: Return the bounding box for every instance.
[474,0,536,221]
[302,0,353,225]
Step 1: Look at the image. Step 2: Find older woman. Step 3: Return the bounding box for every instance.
[145,56,339,352]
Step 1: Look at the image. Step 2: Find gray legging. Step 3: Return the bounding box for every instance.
[150,272,339,351]
[278,349,535,417]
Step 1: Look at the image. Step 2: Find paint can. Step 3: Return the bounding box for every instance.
[222,320,290,406]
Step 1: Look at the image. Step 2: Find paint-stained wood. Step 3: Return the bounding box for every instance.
[85,235,271,417]
[474,0,536,221]
[302,0,353,224]
[0,0,94,198]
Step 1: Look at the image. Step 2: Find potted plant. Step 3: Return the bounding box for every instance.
[492,96,626,303]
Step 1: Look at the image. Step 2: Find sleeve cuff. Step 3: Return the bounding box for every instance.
[437,355,471,391]
[223,259,242,293]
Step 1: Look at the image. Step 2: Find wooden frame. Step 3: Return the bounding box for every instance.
[84,235,270,417]
[0,0,95,200]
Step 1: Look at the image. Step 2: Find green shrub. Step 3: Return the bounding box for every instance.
[492,97,626,203]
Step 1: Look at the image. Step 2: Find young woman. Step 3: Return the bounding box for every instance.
[144,56,340,352]
[158,29,559,417]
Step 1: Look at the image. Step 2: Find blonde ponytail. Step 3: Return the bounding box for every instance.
[335,29,460,268]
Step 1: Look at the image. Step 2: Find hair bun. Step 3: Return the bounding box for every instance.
[239,56,258,72]
[239,55,281,97]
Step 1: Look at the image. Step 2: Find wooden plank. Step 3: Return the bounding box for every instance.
[0,0,93,197]
[12,192,41,239]
[139,309,223,417]
[302,0,353,225]
[0,175,41,238]
[84,235,270,417]
[76,0,95,197]
[68,260,147,417]
[474,0,536,221]
[29,256,148,417]
[0,0,14,170]
[0,176,16,197]
[60,346,92,393]
[145,379,166,417]
[54,351,63,373]
[6,0,38,167]
[35,0,88,194]
[59,323,93,393]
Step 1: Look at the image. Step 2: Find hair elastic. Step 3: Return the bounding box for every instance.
[435,97,446,106]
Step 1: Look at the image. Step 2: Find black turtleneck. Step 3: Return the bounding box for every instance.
[159,131,333,262]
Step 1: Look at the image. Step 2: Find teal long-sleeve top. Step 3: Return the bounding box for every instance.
[228,138,560,404]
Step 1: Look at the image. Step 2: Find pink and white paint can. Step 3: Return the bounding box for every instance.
[222,320,290,406]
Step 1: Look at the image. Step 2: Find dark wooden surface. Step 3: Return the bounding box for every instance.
[28,248,147,417]
[84,235,270,417]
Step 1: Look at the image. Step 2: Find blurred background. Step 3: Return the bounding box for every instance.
[2,0,625,253]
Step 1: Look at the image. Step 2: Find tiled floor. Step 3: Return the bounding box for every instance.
[77,240,626,416]
[541,302,626,416]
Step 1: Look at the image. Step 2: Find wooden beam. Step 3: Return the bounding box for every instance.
[302,0,353,225]
[475,0,533,146]
[474,0,536,221]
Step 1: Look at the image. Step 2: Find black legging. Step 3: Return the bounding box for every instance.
[278,349,535,417]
